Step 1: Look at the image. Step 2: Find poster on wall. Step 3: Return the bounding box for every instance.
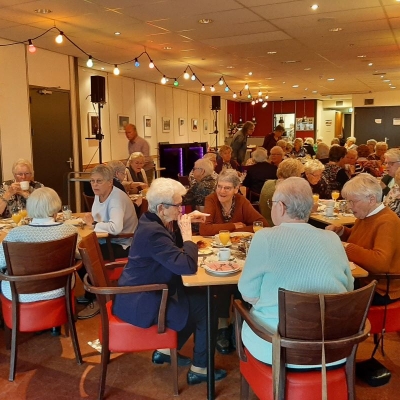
[144,115,152,137]
[162,117,171,132]
[87,112,99,137]
[118,115,129,133]
[179,118,185,136]
[191,119,198,132]
[296,117,314,131]
[203,119,208,134]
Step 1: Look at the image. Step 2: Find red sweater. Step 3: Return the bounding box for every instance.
[342,207,400,298]
[199,193,268,236]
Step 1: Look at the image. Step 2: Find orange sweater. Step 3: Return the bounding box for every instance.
[199,193,268,236]
[342,207,400,298]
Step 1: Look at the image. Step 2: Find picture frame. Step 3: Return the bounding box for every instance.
[87,112,99,137]
[179,118,185,136]
[191,118,198,132]
[203,119,208,134]
[118,115,129,133]
[144,115,152,137]
[162,117,171,133]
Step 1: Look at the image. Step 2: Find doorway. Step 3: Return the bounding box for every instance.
[29,88,75,207]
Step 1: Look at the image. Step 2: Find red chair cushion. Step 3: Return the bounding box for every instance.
[0,292,74,332]
[100,301,178,353]
[368,301,400,334]
[106,265,125,281]
[241,348,348,400]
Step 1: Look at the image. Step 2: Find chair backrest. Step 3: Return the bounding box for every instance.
[277,281,376,365]
[82,192,95,212]
[3,234,78,294]
[177,174,190,187]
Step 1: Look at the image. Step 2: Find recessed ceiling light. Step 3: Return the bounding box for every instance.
[389,83,392,86]
[265,77,272,80]
[292,85,299,88]
[327,78,335,81]
[368,63,373,66]
[267,51,277,54]
[390,86,396,89]
[163,46,172,50]
[226,66,234,69]
[198,18,213,24]
[114,32,121,35]
[304,88,308,91]
[101,67,105,70]
[304,68,311,71]
[311,4,319,10]
[35,8,51,14]
[383,79,390,82]
[357,55,367,58]
[248,72,253,75]
[312,90,318,93]
[329,27,343,32]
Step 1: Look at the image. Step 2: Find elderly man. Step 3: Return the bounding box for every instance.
[381,148,400,198]
[269,145,284,166]
[125,123,154,184]
[230,121,255,165]
[262,125,285,155]
[326,173,400,305]
[368,141,388,170]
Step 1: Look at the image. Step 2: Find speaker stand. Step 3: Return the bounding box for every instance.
[209,109,219,152]
[85,102,104,164]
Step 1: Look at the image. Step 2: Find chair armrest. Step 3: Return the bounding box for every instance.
[108,233,134,239]
[104,261,127,270]
[0,261,82,282]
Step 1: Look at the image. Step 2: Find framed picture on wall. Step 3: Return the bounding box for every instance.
[179,118,185,136]
[87,112,99,137]
[118,115,129,133]
[191,118,198,132]
[144,115,152,137]
[203,119,208,134]
[162,117,171,133]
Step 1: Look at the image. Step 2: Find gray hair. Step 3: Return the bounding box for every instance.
[12,159,34,176]
[367,139,377,147]
[203,152,217,162]
[342,173,382,202]
[26,187,61,218]
[316,143,330,159]
[91,164,113,181]
[147,178,187,213]
[304,137,314,145]
[217,169,241,188]
[347,136,356,144]
[194,158,214,176]
[107,160,126,175]
[273,177,313,221]
[252,147,268,163]
[385,148,400,162]
[304,159,325,174]
[277,158,304,179]
[128,152,145,163]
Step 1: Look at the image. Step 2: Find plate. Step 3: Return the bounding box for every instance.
[198,248,213,255]
[211,241,232,248]
[204,261,241,276]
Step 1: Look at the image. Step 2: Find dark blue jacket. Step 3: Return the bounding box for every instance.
[113,212,198,331]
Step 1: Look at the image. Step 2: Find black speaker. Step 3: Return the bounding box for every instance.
[91,75,106,103]
[211,95,221,111]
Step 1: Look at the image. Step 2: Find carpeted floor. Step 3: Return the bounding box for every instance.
[0,301,398,399]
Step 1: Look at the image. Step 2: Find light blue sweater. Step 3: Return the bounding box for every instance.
[238,222,354,366]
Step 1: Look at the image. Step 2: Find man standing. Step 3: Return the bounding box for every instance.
[230,121,255,165]
[125,124,154,184]
[262,125,285,155]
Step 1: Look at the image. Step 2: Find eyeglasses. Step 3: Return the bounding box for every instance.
[15,172,32,177]
[307,172,322,178]
[216,185,234,191]
[90,179,105,185]
[193,167,204,171]
[385,161,400,167]
[266,199,286,209]
[162,202,183,209]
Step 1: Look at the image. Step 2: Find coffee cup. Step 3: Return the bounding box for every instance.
[218,248,231,261]
[20,181,30,191]
[325,206,334,217]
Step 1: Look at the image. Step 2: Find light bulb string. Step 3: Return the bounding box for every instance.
[3,25,264,98]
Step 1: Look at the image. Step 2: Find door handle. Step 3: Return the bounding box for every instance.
[66,157,73,169]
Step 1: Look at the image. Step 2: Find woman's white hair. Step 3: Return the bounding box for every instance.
[26,187,61,218]
[252,147,268,163]
[127,152,145,165]
[91,164,113,181]
[304,159,325,174]
[147,178,187,213]
[384,148,400,162]
[217,169,241,188]
[277,158,304,179]
[304,137,314,145]
[203,152,217,162]
[346,136,356,144]
[194,158,214,176]
[342,173,382,202]
[12,159,34,176]
[107,160,125,174]
[273,177,313,221]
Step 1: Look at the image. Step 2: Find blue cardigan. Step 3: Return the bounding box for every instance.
[113,212,198,331]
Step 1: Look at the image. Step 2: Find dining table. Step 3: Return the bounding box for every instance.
[308,211,356,229]
[182,234,368,400]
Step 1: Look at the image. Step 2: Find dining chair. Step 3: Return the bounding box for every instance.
[78,232,178,400]
[177,174,190,187]
[234,281,376,400]
[0,234,83,381]
[82,192,95,211]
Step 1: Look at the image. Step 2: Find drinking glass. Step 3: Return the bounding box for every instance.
[331,190,340,201]
[19,207,28,219]
[12,211,22,224]
[218,230,230,246]
[312,194,320,204]
[62,205,72,220]
[253,221,263,233]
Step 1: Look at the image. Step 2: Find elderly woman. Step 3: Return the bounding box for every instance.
[124,152,149,194]
[302,159,330,199]
[316,142,330,164]
[113,178,226,384]
[327,173,400,305]
[381,148,400,198]
[188,153,219,186]
[303,137,316,157]
[0,187,80,335]
[199,170,267,236]
[215,145,240,174]
[107,160,127,193]
[345,136,357,150]
[0,159,44,218]
[231,121,255,165]
[291,138,307,158]
[384,168,400,218]
[269,145,285,166]
[259,158,304,227]
[322,145,349,194]
[367,139,377,155]
[239,177,353,365]
[242,147,277,194]
[183,158,216,208]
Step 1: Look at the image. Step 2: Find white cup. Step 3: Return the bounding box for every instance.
[325,200,335,208]
[218,248,231,261]
[325,206,334,217]
[20,181,29,191]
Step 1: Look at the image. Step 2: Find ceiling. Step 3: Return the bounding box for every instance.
[1,0,400,102]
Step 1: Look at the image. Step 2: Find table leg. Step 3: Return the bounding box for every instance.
[206,285,215,400]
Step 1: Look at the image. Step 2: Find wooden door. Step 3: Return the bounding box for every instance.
[29,88,75,207]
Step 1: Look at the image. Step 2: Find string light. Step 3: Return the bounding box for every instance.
[174,79,179,86]
[210,85,215,92]
[86,56,93,67]
[184,71,190,79]
[134,58,140,67]
[265,95,269,100]
[262,102,268,108]
[161,75,167,84]
[201,85,205,91]
[191,73,196,81]
[219,77,224,85]
[55,32,64,44]
[149,60,154,68]
[247,94,252,99]
[244,83,249,90]
[113,65,120,75]
[224,86,229,92]
[233,92,237,98]
[251,100,255,105]
[258,90,262,96]
[28,39,36,53]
